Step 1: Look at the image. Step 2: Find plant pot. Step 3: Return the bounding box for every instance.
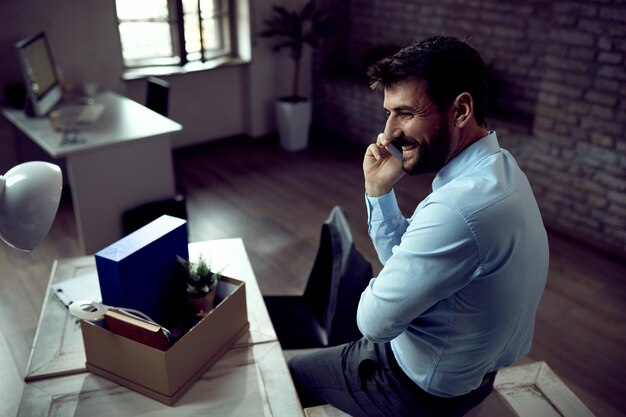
[187,290,216,317]
[275,100,312,152]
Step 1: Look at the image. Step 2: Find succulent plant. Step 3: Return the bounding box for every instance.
[177,254,220,298]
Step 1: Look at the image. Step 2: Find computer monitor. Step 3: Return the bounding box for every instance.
[15,32,62,117]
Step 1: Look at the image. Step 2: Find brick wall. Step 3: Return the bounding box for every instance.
[312,0,626,256]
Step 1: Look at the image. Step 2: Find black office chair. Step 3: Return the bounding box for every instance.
[263,206,373,349]
[146,76,169,117]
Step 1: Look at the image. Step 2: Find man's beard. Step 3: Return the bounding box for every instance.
[395,117,451,175]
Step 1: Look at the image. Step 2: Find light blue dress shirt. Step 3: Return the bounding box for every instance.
[358,131,549,397]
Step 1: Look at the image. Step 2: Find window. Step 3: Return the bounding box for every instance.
[115,0,236,69]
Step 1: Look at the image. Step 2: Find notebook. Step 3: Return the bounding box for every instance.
[104,308,171,350]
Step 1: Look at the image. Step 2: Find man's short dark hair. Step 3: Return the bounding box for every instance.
[367,36,488,127]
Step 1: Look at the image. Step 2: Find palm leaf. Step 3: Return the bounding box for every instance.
[260,1,330,99]
[301,0,315,20]
[271,5,290,20]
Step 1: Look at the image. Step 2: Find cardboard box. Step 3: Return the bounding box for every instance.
[95,215,188,328]
[81,276,248,405]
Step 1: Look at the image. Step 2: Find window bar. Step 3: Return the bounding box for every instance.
[197,0,206,62]
[175,0,188,66]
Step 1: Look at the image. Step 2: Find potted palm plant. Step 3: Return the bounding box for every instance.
[260,0,328,151]
[177,254,221,317]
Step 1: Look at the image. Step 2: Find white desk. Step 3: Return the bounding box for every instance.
[19,238,305,417]
[2,92,182,254]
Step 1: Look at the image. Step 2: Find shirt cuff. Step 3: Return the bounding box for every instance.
[365,189,398,222]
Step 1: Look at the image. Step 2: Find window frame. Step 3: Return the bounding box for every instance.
[115,0,238,73]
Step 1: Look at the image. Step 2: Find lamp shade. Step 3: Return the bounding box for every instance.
[0,161,62,251]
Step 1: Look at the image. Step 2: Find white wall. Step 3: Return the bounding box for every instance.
[124,66,248,149]
[0,0,313,170]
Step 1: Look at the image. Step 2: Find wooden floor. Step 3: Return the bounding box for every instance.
[0,135,624,417]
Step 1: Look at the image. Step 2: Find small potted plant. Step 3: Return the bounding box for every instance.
[260,0,329,151]
[177,254,221,317]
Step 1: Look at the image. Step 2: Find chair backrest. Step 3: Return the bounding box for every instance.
[146,76,169,116]
[303,206,373,346]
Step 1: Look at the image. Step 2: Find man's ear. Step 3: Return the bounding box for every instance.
[453,92,473,128]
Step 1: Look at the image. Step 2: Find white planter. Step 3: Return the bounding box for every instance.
[275,100,312,152]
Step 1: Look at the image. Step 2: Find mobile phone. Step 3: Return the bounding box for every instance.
[385,141,403,161]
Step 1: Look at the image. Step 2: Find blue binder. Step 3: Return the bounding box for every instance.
[95,215,188,327]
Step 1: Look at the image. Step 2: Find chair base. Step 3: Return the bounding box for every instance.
[122,194,187,235]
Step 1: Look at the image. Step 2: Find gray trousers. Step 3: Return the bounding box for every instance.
[288,338,496,417]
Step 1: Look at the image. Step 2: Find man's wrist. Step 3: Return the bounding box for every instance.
[365,183,392,197]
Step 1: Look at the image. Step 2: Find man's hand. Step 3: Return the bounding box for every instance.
[363,132,406,197]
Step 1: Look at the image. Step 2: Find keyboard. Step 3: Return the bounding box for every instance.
[77,103,106,124]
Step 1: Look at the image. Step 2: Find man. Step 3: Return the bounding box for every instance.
[288,36,549,417]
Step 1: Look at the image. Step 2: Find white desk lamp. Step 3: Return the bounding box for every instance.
[0,161,62,251]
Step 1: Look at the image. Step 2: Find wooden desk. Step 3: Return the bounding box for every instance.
[19,238,304,417]
[2,92,182,254]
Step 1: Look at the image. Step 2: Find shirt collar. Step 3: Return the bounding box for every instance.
[432,131,500,191]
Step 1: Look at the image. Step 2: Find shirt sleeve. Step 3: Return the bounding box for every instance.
[365,190,410,264]
[357,201,481,343]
